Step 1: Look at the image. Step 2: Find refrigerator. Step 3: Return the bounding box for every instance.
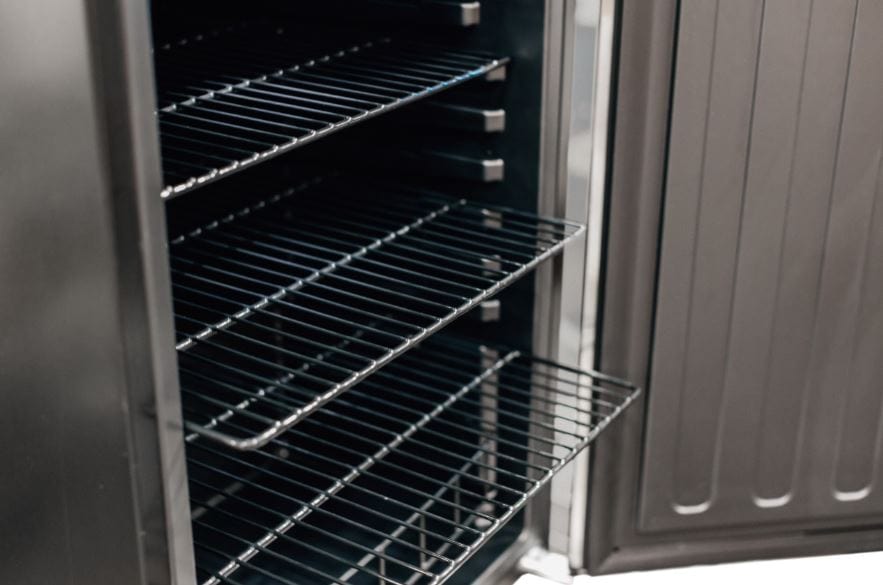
[2,1,882,584]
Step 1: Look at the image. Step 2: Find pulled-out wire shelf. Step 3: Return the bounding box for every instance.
[172,177,584,449]
[186,335,639,585]
[155,24,508,198]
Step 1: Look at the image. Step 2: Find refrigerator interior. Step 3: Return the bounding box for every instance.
[146,2,638,585]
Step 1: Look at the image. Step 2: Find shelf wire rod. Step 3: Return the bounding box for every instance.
[353,378,572,460]
[265,71,406,100]
[220,218,504,287]
[162,143,245,166]
[315,383,562,469]
[277,201,558,256]
[333,52,458,78]
[419,341,633,403]
[174,301,389,359]
[193,528,378,585]
[183,370,541,489]
[253,206,543,265]
[310,62,431,90]
[430,368,627,415]
[370,358,619,427]
[175,310,378,368]
[170,271,420,349]
[319,61,447,86]
[291,69,416,96]
[415,191,584,231]
[182,385,531,500]
[174,297,393,355]
[186,99,344,130]
[501,360,638,401]
[347,52,476,75]
[189,492,437,580]
[182,402,522,510]
[509,354,638,389]
[171,264,429,335]
[256,424,517,510]
[363,192,576,238]
[193,403,529,503]
[159,155,219,175]
[160,129,263,158]
[160,118,279,149]
[372,47,489,69]
[207,91,363,120]
[212,210,494,286]
[185,84,353,123]
[235,80,384,110]
[373,363,616,424]
[163,109,300,141]
[393,42,501,63]
[177,346,359,406]
[209,225,484,303]
[193,439,499,531]
[247,79,393,108]
[220,224,489,297]
[187,471,462,565]
[188,448,484,545]
[179,317,364,378]
[235,207,519,278]
[344,365,585,447]
[173,286,420,347]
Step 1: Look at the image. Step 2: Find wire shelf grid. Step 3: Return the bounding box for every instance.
[186,336,639,585]
[154,24,508,197]
[171,178,584,450]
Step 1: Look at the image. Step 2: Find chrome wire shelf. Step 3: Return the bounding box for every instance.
[154,24,508,198]
[186,336,639,585]
[171,177,584,450]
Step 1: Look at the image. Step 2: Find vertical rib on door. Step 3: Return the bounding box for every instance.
[640,0,883,532]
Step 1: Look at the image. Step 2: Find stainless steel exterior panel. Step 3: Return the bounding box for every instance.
[0,1,194,583]
[639,0,883,533]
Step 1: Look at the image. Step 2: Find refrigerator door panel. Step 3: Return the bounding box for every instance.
[641,0,883,533]
[585,0,883,574]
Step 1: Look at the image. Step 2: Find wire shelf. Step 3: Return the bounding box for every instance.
[154,24,508,198]
[186,335,639,585]
[172,177,584,450]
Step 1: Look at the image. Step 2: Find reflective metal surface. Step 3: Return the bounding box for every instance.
[185,336,638,585]
[588,0,883,573]
[550,0,617,567]
[643,0,883,532]
[0,0,193,583]
[171,176,583,450]
[155,23,508,198]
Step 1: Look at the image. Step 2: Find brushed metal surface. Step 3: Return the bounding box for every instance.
[0,1,145,580]
[0,1,193,583]
[640,0,883,532]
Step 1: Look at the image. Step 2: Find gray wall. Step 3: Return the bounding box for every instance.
[641,0,883,532]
